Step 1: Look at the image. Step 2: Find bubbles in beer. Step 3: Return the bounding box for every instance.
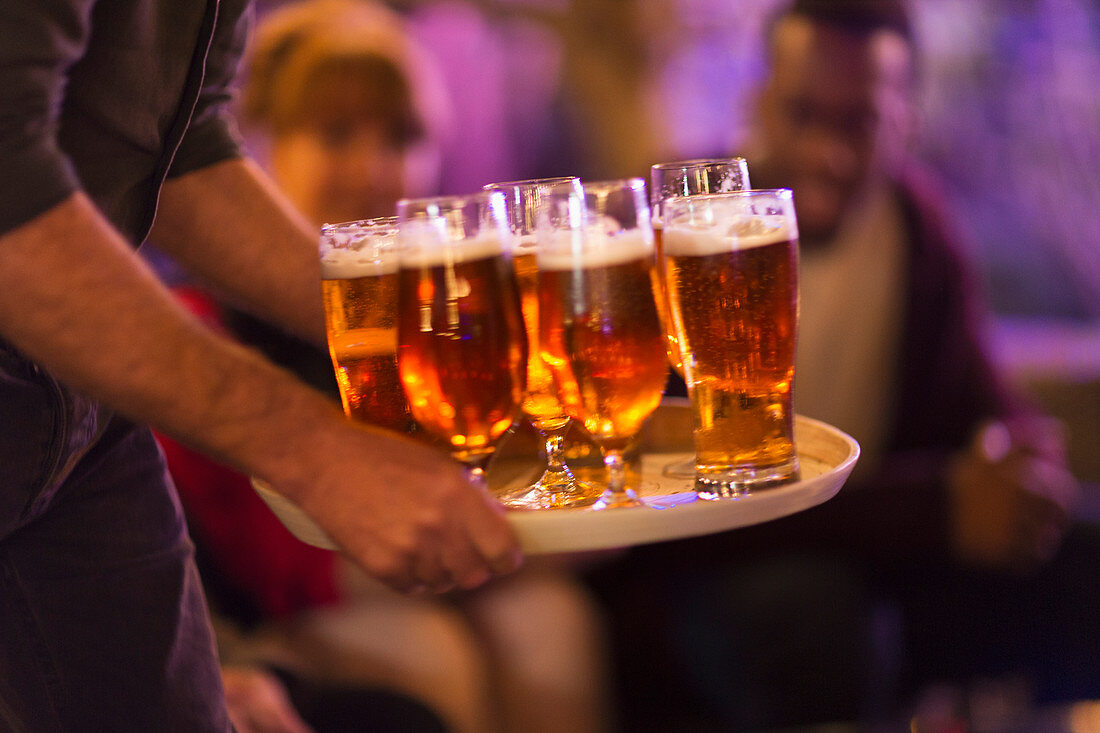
[661,200,801,488]
[396,241,527,463]
[536,230,667,449]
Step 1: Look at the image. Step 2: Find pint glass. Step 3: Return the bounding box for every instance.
[320,217,413,433]
[395,192,527,475]
[662,189,800,494]
[650,158,750,376]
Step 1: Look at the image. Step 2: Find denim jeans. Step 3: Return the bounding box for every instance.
[0,340,230,731]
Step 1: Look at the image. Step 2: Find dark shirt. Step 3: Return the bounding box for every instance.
[0,0,249,243]
[780,167,1023,560]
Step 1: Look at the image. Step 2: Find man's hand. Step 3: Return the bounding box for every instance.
[221,666,313,733]
[948,417,1079,572]
[152,160,524,594]
[273,419,523,595]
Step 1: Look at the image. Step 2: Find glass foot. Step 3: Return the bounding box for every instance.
[592,487,648,510]
[661,456,696,479]
[694,459,801,499]
[498,468,600,510]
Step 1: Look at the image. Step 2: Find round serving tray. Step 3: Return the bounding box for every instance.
[253,399,859,555]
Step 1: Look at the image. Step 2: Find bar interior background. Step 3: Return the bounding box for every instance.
[250,0,1100,491]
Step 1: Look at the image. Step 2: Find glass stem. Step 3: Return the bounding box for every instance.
[542,425,571,475]
[595,447,643,509]
[463,454,493,491]
[603,450,628,500]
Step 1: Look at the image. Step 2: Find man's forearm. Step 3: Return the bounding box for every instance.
[0,193,339,489]
[150,157,326,345]
[0,192,522,592]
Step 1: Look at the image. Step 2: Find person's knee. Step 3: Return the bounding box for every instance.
[464,565,609,686]
[286,599,494,733]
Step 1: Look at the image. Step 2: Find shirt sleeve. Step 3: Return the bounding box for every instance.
[0,0,95,235]
[167,0,252,179]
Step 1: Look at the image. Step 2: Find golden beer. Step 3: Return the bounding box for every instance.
[484,177,596,508]
[538,233,668,452]
[651,221,686,376]
[513,245,569,431]
[320,220,413,433]
[650,158,750,379]
[663,190,800,492]
[397,237,527,465]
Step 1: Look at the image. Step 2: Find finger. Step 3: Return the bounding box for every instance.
[975,420,1012,463]
[457,471,524,575]
[403,503,470,592]
[438,524,493,591]
[1004,415,1068,461]
[354,544,424,595]
[411,550,456,594]
[1031,459,1081,513]
[1002,455,1078,516]
[468,509,523,576]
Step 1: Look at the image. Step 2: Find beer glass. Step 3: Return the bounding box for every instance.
[650,157,750,478]
[537,178,669,509]
[320,217,414,433]
[662,189,801,495]
[650,157,750,374]
[484,177,598,509]
[395,192,528,483]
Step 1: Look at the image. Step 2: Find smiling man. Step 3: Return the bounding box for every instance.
[592,2,1095,730]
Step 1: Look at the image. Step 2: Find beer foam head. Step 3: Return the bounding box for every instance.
[662,191,797,255]
[663,213,796,256]
[537,228,653,271]
[397,219,509,267]
[319,226,399,279]
[513,233,538,254]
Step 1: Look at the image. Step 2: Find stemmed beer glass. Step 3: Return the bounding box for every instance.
[650,157,750,479]
[395,192,528,486]
[537,179,669,509]
[484,178,598,509]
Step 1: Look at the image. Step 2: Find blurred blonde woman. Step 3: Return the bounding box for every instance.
[240,0,450,222]
[161,2,613,732]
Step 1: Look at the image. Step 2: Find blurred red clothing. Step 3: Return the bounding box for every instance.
[156,286,340,619]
